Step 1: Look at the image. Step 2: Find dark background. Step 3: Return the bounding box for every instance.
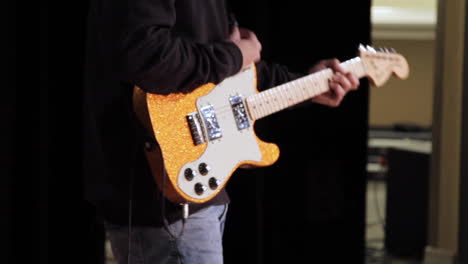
[2,1,16,263]
[11,1,370,263]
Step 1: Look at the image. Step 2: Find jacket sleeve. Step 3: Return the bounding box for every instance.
[114,0,243,94]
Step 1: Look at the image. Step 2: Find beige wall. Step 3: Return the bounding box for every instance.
[369,39,435,127]
[369,0,437,127]
[373,0,437,9]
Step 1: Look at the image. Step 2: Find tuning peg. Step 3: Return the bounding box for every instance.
[377,47,397,53]
[366,45,376,52]
[359,44,367,51]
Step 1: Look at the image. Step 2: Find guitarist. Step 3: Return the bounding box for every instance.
[83,0,359,263]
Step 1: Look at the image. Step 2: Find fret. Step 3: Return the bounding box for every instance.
[278,85,287,110]
[258,92,267,117]
[250,95,260,119]
[257,92,265,117]
[305,77,315,97]
[273,90,282,110]
[293,81,302,103]
[287,82,298,105]
[301,78,310,98]
[297,78,308,100]
[265,90,274,114]
[263,90,273,116]
[264,89,275,115]
[292,81,301,102]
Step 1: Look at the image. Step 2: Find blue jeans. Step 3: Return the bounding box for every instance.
[105,204,228,264]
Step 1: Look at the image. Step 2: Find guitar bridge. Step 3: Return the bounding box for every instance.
[187,104,222,145]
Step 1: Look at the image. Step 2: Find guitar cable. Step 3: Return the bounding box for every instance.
[127,95,141,264]
[160,161,188,241]
[127,169,133,264]
[127,117,138,264]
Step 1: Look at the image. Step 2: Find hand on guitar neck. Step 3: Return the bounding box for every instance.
[308,58,360,107]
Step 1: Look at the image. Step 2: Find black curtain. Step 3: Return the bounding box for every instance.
[36,1,106,264]
[224,2,371,263]
[2,0,16,263]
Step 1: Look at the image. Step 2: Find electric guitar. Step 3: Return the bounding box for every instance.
[133,45,409,204]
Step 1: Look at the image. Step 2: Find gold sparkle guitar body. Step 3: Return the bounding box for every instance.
[133,65,279,204]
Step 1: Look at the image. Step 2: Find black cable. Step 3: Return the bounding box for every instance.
[127,173,133,264]
[159,165,187,240]
[127,94,141,264]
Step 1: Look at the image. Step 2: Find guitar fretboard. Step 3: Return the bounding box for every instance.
[246,57,367,120]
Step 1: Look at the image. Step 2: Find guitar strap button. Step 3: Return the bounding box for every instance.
[143,136,157,152]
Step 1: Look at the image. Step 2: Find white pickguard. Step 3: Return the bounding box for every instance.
[177,67,262,200]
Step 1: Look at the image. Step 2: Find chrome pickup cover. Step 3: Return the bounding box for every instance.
[229,95,250,130]
[200,105,222,141]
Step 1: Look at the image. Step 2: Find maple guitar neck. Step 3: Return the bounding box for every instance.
[245,57,367,120]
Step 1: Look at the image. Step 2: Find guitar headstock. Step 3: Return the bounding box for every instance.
[359,44,409,87]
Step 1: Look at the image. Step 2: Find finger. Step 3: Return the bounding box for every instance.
[308,59,330,73]
[322,58,348,76]
[229,26,240,41]
[241,29,262,51]
[322,58,340,70]
[253,51,261,63]
[345,72,360,90]
[331,61,347,75]
[329,80,346,99]
[321,58,338,67]
[238,27,250,38]
[309,64,325,73]
[317,93,341,107]
[332,73,352,92]
[239,28,256,40]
